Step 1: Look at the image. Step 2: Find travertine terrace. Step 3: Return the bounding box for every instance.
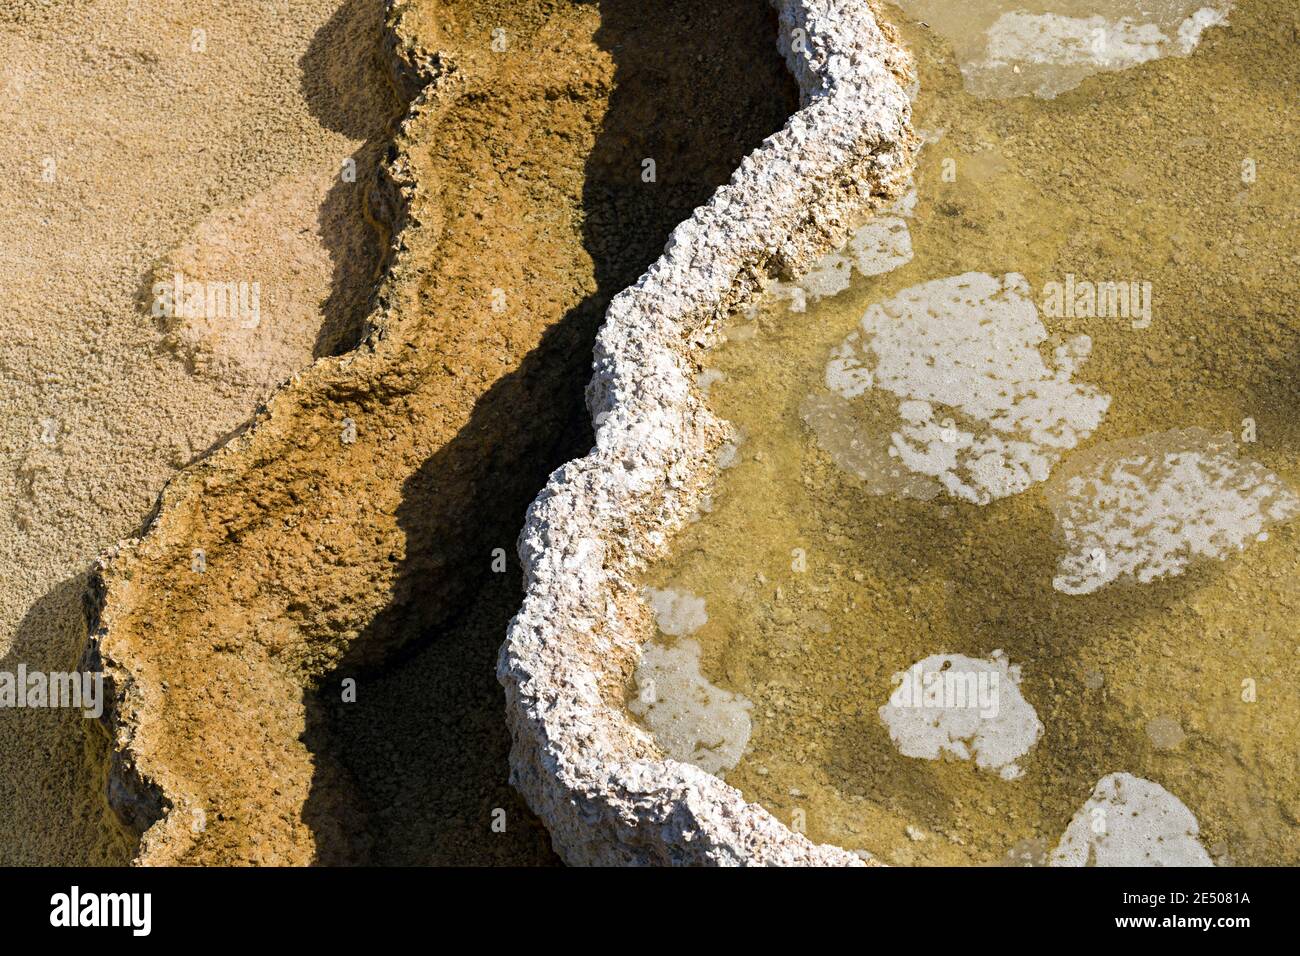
[84,0,802,864]
[498,0,918,865]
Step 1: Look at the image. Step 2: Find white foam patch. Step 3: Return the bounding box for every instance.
[848,188,917,278]
[774,188,917,311]
[643,586,708,636]
[1176,5,1230,52]
[878,651,1043,780]
[1047,428,1299,594]
[1050,772,1213,866]
[629,638,753,777]
[696,368,725,398]
[809,272,1110,504]
[894,1,1233,99]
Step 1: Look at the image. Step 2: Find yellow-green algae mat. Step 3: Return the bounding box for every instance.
[629,0,1300,866]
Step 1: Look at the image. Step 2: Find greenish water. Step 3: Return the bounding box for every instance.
[628,0,1300,865]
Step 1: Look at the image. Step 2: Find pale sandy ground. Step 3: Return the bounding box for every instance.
[0,0,396,863]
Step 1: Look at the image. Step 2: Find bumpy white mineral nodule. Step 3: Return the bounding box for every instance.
[1047,427,1300,595]
[809,272,1110,505]
[878,650,1043,780]
[1050,772,1213,866]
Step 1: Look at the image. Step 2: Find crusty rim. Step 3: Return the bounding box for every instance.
[499,0,919,866]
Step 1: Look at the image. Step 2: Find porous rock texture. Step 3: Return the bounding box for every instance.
[1,0,399,865]
[499,0,918,865]
[86,0,803,864]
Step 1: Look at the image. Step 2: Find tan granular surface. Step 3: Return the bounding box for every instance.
[0,0,398,864]
[87,0,798,864]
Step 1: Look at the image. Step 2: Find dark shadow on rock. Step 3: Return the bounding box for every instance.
[301,0,405,358]
[0,573,132,865]
[302,0,799,864]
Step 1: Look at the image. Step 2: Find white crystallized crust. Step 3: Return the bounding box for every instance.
[497,0,918,865]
